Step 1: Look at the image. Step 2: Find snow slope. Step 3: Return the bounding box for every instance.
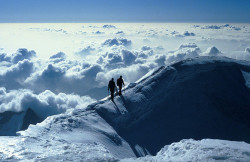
[93,56,250,155]
[123,139,250,162]
[0,56,250,161]
[17,108,136,159]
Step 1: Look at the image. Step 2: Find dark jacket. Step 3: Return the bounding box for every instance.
[117,78,124,87]
[108,80,116,91]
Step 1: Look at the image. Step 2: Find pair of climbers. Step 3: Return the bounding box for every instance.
[108,76,125,101]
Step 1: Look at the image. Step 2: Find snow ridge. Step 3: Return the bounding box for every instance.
[94,56,250,155]
[0,56,250,161]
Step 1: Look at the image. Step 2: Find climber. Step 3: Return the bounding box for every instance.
[108,78,116,101]
[117,76,125,96]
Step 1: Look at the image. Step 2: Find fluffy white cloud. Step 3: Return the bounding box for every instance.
[116,31,124,35]
[25,62,104,98]
[102,38,132,47]
[202,25,222,29]
[50,52,66,59]
[155,55,166,66]
[0,39,248,101]
[0,48,36,64]
[183,31,195,36]
[200,24,241,31]
[30,28,68,34]
[0,87,95,118]
[96,63,156,86]
[173,31,195,37]
[49,52,66,63]
[178,43,200,49]
[122,50,137,65]
[166,43,201,63]
[98,48,153,70]
[94,31,105,34]
[75,46,96,56]
[203,46,222,56]
[107,53,123,64]
[141,46,152,51]
[0,23,249,101]
[0,43,238,101]
[12,48,36,63]
[0,53,11,62]
[103,25,116,29]
[0,59,34,89]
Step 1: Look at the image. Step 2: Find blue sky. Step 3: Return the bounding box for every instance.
[0,0,249,23]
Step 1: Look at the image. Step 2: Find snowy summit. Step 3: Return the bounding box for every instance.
[0,56,250,161]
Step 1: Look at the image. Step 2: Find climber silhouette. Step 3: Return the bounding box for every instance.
[117,76,125,96]
[108,78,116,101]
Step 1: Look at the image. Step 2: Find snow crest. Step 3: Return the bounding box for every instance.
[0,56,250,161]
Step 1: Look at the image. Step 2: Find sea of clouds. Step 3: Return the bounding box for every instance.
[0,23,249,119]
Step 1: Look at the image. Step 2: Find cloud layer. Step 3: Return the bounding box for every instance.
[0,87,95,118]
[0,23,249,103]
